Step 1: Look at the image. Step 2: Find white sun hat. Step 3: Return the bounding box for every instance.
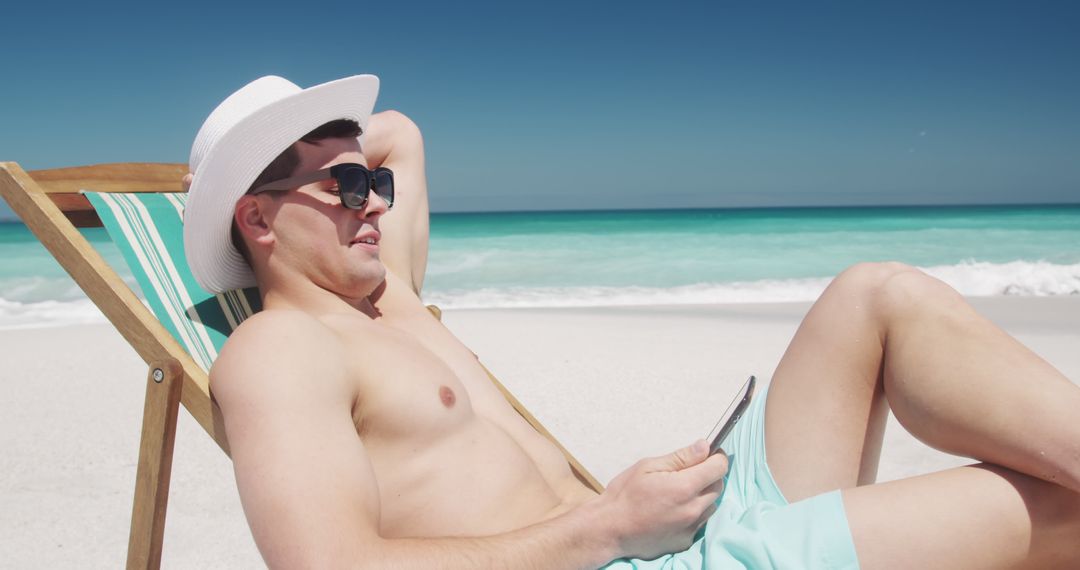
[184,74,380,293]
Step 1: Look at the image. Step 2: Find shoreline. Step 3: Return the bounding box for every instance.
[2,295,1077,566]
[3,293,1079,332]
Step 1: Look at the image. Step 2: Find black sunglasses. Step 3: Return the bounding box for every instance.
[250,163,394,210]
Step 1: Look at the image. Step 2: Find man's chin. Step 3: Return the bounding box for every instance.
[353,265,388,297]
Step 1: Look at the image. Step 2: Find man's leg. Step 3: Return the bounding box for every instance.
[758,262,1080,566]
[763,262,1080,501]
[844,463,1080,569]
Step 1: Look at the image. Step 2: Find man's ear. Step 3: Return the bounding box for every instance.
[234,195,275,248]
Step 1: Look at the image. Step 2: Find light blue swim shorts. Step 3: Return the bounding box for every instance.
[600,381,860,570]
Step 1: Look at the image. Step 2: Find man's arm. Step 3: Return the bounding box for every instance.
[379,438,728,569]
[362,110,429,295]
[212,312,728,569]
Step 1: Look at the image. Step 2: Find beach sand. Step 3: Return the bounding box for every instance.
[2,296,1078,567]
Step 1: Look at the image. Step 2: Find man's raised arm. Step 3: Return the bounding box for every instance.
[211,311,728,569]
[361,110,430,295]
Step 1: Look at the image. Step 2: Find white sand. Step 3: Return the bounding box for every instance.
[2,296,1077,568]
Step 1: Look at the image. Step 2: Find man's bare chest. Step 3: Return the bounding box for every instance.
[327,315,573,536]
[333,313,516,444]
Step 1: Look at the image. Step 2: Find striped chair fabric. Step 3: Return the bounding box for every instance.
[84,191,262,372]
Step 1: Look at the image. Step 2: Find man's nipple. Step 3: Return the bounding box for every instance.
[439,385,456,408]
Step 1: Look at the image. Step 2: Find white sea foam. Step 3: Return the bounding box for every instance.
[2,259,1078,328]
[0,297,108,330]
[922,259,1080,296]
[0,273,143,329]
[424,260,1080,309]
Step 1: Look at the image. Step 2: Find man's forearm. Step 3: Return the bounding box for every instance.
[362,110,423,170]
[369,500,620,570]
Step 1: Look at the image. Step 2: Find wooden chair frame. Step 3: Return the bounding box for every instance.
[0,161,602,569]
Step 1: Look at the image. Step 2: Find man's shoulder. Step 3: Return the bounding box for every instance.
[223,309,341,361]
[210,309,350,405]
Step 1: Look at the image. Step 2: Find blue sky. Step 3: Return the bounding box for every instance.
[1,0,1078,219]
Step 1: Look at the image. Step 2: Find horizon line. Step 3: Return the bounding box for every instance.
[427,200,1080,216]
[2,199,1080,225]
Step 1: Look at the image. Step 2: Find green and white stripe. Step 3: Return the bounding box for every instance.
[85,191,262,372]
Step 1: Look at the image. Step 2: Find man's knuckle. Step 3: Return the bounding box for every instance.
[715,454,729,471]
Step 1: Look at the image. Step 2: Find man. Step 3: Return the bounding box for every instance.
[184,75,1080,569]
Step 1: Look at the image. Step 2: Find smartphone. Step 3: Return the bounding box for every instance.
[705,375,756,455]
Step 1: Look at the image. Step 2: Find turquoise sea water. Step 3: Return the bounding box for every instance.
[422,204,1080,307]
[2,204,1079,326]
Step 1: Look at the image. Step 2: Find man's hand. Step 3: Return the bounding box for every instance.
[596,440,729,561]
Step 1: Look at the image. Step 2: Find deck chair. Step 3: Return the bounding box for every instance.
[0,161,604,570]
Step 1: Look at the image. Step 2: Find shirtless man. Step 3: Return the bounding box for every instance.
[184,75,1080,569]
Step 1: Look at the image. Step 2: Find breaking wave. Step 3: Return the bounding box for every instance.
[424,259,1080,309]
[3,260,1077,328]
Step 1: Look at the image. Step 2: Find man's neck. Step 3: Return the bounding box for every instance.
[259,275,384,321]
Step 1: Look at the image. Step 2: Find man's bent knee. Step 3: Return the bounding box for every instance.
[874,264,967,324]
[829,262,919,301]
[835,261,917,286]
[826,262,961,325]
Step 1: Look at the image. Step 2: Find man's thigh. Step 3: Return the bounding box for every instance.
[843,463,1080,569]
[763,263,901,502]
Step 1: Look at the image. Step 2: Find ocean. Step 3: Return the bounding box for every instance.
[2,204,1079,328]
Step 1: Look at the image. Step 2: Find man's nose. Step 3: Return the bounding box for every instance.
[356,190,390,218]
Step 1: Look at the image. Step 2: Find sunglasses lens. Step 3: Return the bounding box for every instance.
[337,167,370,209]
[374,169,394,209]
